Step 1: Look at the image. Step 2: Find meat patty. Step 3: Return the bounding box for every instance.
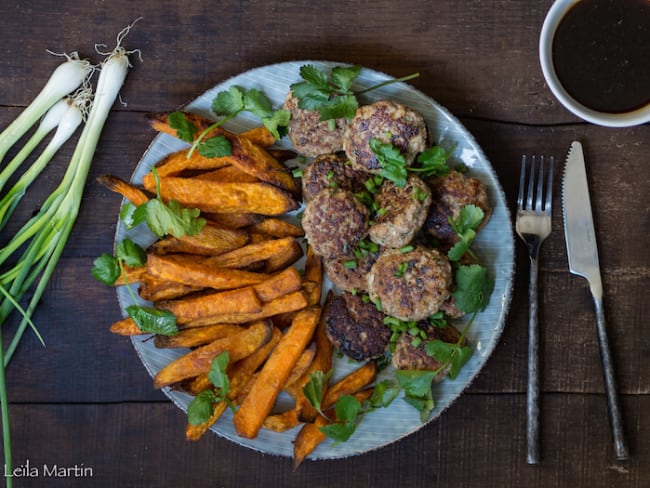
[368,174,432,248]
[392,322,462,377]
[283,91,348,158]
[424,170,491,248]
[301,188,369,259]
[367,246,452,321]
[324,247,380,293]
[323,291,390,361]
[343,99,428,173]
[301,152,368,203]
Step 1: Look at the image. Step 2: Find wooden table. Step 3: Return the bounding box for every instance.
[0,1,647,486]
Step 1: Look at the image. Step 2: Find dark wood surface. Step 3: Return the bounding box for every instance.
[0,1,647,486]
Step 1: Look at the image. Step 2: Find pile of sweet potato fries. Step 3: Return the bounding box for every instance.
[99,113,377,467]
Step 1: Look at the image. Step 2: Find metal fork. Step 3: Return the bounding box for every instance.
[516,154,554,465]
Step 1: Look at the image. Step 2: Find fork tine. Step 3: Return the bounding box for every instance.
[517,155,526,209]
[536,156,545,211]
[526,155,536,210]
[545,156,554,213]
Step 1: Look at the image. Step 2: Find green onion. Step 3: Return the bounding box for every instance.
[0,22,138,488]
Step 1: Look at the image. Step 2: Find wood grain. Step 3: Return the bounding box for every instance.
[0,0,646,486]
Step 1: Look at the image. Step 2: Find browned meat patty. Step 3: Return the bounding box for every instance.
[368,174,432,248]
[301,152,368,203]
[301,188,369,259]
[323,291,390,361]
[283,91,348,158]
[392,322,462,377]
[343,99,427,173]
[324,246,380,293]
[367,246,452,321]
[424,170,491,248]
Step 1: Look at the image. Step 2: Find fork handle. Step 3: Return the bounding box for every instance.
[527,255,541,464]
[592,293,630,461]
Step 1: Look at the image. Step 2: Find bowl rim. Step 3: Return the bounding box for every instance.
[539,0,650,127]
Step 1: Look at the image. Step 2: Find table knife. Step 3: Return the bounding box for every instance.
[562,140,629,461]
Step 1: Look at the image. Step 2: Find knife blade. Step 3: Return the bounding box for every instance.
[562,141,629,461]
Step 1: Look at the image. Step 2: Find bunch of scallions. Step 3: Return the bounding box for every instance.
[0,20,140,486]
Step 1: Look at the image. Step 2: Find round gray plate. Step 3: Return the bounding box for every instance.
[115,61,515,460]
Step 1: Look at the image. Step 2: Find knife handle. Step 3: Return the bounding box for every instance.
[592,293,630,461]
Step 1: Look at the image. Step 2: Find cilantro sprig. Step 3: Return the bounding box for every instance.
[290,64,419,125]
[447,204,485,262]
[302,370,399,443]
[187,352,233,425]
[169,85,290,158]
[91,238,178,336]
[123,168,206,239]
[369,139,454,188]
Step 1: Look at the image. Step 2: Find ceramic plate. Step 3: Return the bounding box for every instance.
[114,61,515,460]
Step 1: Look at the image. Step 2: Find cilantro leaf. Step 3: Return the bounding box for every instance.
[262,109,291,140]
[187,390,217,426]
[297,64,330,90]
[303,370,333,416]
[207,352,231,404]
[168,111,198,143]
[144,198,205,238]
[290,64,362,122]
[243,88,274,119]
[424,339,455,364]
[394,370,437,422]
[447,204,485,261]
[319,395,361,443]
[370,138,408,187]
[116,239,147,268]
[126,305,178,336]
[212,86,245,115]
[197,134,232,158]
[453,264,495,314]
[410,146,453,177]
[330,65,362,92]
[449,345,473,379]
[91,253,120,285]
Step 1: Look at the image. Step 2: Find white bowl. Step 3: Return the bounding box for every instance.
[539,0,650,127]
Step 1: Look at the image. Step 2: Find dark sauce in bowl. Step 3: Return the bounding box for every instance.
[552,0,650,114]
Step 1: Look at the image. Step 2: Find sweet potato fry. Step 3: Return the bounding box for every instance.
[303,245,323,306]
[252,267,303,303]
[284,343,316,390]
[155,177,299,215]
[146,253,270,290]
[202,212,263,229]
[246,218,304,238]
[233,306,320,439]
[263,408,300,433]
[322,361,377,409]
[147,222,250,256]
[185,327,282,440]
[153,324,245,349]
[156,286,262,325]
[264,238,303,273]
[204,237,300,270]
[138,274,203,301]
[109,317,143,336]
[114,265,147,286]
[97,174,151,206]
[292,413,328,469]
[143,149,231,187]
[153,320,273,389]
[196,165,260,184]
[226,134,300,196]
[179,290,308,328]
[290,293,334,421]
